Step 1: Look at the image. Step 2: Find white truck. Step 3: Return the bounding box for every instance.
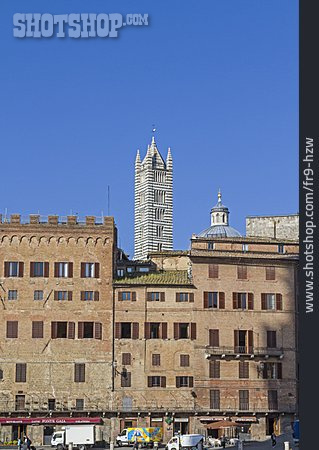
[166,434,204,450]
[51,425,95,450]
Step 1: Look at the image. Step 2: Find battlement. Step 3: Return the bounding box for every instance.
[0,213,114,227]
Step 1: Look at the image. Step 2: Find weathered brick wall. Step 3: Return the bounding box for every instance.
[246,215,299,240]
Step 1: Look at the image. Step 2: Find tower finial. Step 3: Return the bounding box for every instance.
[218,188,222,203]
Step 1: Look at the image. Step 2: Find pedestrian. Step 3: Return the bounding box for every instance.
[133,437,138,450]
[17,437,21,450]
[26,436,32,450]
[271,432,276,447]
[220,435,226,449]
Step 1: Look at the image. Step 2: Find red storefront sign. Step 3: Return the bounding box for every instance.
[0,417,101,425]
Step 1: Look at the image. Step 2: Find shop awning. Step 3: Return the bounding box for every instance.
[205,420,238,429]
[0,417,101,425]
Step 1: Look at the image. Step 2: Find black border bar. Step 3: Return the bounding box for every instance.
[300,0,319,448]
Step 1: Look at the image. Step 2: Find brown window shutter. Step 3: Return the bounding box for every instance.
[208,264,218,278]
[54,291,58,301]
[68,262,73,278]
[94,322,102,340]
[189,293,194,302]
[80,291,84,301]
[144,322,151,339]
[148,376,152,387]
[132,322,139,339]
[68,322,75,339]
[190,323,197,340]
[44,262,49,277]
[95,263,100,278]
[266,266,276,280]
[261,293,267,310]
[161,322,168,339]
[188,377,194,388]
[248,293,254,310]
[30,262,34,277]
[174,323,179,339]
[176,293,180,302]
[32,321,43,338]
[233,292,238,309]
[248,330,254,352]
[209,329,219,347]
[78,322,84,339]
[267,331,277,348]
[176,377,180,388]
[68,291,73,301]
[115,322,121,339]
[160,292,165,302]
[118,291,122,301]
[4,262,9,277]
[161,377,166,388]
[234,330,239,349]
[203,292,208,308]
[54,263,59,278]
[219,292,225,309]
[276,294,283,310]
[80,263,85,278]
[147,292,152,301]
[277,363,282,379]
[18,262,24,277]
[94,291,99,301]
[131,292,136,301]
[122,353,131,365]
[51,322,58,339]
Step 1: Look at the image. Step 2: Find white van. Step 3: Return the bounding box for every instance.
[166,434,204,450]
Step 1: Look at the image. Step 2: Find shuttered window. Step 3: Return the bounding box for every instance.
[118,291,136,301]
[239,390,249,410]
[203,292,225,309]
[4,262,24,277]
[6,321,18,338]
[208,264,219,278]
[176,293,194,302]
[74,363,85,382]
[267,331,277,348]
[180,355,190,367]
[122,353,131,365]
[262,363,282,380]
[81,263,100,278]
[32,321,44,338]
[209,329,219,347]
[237,265,247,280]
[261,293,283,310]
[51,322,75,339]
[210,390,220,409]
[145,323,167,339]
[173,323,196,340]
[54,262,73,278]
[54,291,72,301]
[268,390,278,410]
[265,267,276,280]
[148,376,166,387]
[80,291,99,301]
[233,293,254,310]
[30,262,49,277]
[115,322,139,339]
[147,292,165,302]
[209,360,220,378]
[152,354,161,366]
[176,376,193,388]
[121,370,131,387]
[239,361,249,379]
[15,363,26,382]
[78,322,102,339]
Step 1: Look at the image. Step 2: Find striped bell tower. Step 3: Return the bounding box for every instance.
[134,136,173,260]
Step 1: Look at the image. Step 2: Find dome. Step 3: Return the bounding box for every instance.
[197,224,242,238]
[196,190,242,238]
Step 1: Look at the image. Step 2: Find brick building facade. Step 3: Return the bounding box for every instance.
[0,208,298,444]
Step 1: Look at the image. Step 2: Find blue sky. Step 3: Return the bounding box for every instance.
[0,0,298,256]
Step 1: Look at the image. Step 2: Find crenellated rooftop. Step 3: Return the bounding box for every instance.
[0,213,114,227]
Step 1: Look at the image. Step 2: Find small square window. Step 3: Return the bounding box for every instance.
[34,290,44,301]
[208,242,215,250]
[8,290,18,300]
[76,399,84,411]
[278,244,285,254]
